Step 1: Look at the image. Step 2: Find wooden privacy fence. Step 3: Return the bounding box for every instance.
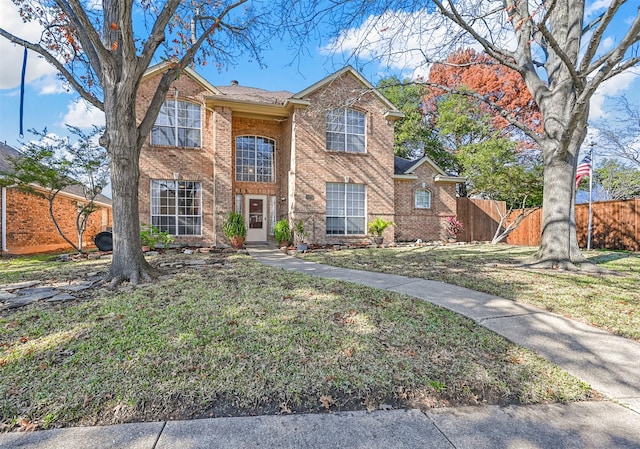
[456,198,506,242]
[505,199,639,251]
[456,198,639,251]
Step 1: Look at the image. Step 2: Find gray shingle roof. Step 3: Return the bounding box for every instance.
[0,141,111,206]
[0,141,21,175]
[214,84,293,105]
[394,156,415,175]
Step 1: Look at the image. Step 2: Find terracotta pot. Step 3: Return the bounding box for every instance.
[230,236,245,249]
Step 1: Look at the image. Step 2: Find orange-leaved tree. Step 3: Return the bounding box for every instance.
[425,49,542,140]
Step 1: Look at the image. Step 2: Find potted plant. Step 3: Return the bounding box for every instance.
[274,218,292,247]
[293,219,309,252]
[445,216,463,242]
[223,211,247,249]
[368,217,395,245]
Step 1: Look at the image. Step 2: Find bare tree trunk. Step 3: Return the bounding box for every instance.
[102,107,156,286]
[535,133,587,267]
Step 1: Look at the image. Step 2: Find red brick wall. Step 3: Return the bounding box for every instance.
[4,187,112,254]
[138,72,216,246]
[394,163,458,242]
[291,73,396,244]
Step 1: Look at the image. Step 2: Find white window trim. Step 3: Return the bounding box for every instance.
[151,99,202,148]
[150,180,203,236]
[326,108,367,153]
[235,135,277,183]
[326,182,367,235]
[415,188,432,209]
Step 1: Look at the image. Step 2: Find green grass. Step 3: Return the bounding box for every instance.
[0,252,594,430]
[301,244,640,341]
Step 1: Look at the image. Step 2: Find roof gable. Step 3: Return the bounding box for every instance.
[394,155,466,183]
[142,62,222,95]
[293,66,402,116]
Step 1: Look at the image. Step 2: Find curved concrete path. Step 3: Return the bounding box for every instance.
[2,247,639,449]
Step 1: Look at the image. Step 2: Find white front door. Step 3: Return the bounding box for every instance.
[245,195,267,242]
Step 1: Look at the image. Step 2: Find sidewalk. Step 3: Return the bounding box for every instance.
[2,247,639,449]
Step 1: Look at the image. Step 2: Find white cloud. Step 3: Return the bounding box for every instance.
[0,0,58,90]
[323,3,515,80]
[584,0,612,21]
[61,99,105,129]
[590,68,640,119]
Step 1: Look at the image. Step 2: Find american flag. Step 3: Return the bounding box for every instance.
[575,152,592,188]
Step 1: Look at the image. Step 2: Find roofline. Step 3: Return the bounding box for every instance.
[293,66,403,115]
[393,174,419,180]
[143,62,222,95]
[396,155,466,183]
[205,96,291,119]
[434,174,466,183]
[8,183,112,208]
[405,155,448,176]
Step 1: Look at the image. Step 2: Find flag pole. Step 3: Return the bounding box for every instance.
[587,143,595,250]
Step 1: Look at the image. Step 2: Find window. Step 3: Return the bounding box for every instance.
[326,108,366,153]
[236,136,275,182]
[151,180,202,235]
[151,100,201,148]
[415,189,431,209]
[326,183,366,235]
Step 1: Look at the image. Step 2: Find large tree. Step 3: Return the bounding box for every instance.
[324,1,640,268]
[0,0,275,285]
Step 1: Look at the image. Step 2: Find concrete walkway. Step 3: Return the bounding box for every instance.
[2,247,639,449]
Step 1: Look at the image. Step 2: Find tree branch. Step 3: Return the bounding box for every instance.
[579,0,627,74]
[0,28,103,111]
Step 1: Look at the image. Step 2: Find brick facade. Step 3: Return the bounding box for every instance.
[394,163,458,242]
[2,187,112,254]
[136,64,460,247]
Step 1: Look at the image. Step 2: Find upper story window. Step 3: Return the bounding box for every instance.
[326,108,366,153]
[236,136,275,183]
[415,189,432,209]
[151,100,201,148]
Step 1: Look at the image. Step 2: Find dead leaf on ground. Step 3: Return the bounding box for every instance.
[345,347,355,357]
[17,418,38,432]
[5,321,19,329]
[319,395,334,410]
[279,403,292,414]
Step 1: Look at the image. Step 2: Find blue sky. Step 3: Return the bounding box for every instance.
[1,0,638,159]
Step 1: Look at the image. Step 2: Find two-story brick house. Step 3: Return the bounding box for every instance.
[137,63,462,246]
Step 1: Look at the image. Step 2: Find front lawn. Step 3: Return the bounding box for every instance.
[300,244,640,341]
[0,252,593,430]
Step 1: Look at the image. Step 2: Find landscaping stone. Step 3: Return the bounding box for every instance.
[145,251,160,256]
[0,280,40,290]
[183,249,194,255]
[0,291,17,300]
[57,282,95,292]
[17,288,59,302]
[2,297,39,309]
[185,259,206,266]
[47,293,76,302]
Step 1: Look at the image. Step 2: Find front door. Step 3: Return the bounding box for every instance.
[245,195,267,242]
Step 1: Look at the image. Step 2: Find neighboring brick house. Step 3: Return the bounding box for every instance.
[137,64,463,246]
[0,142,113,254]
[394,155,464,242]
